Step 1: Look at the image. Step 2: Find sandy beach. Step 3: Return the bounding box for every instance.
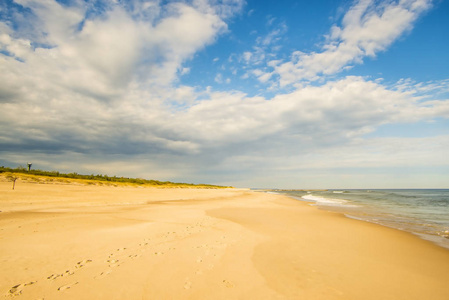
[1,180,449,300]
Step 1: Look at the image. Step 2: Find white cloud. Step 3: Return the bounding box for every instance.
[0,0,232,99]
[14,0,85,46]
[273,0,432,86]
[252,69,271,83]
[180,67,190,75]
[238,20,287,73]
[0,0,242,157]
[242,51,252,63]
[258,22,287,46]
[393,78,449,97]
[214,73,223,83]
[193,0,245,19]
[149,3,228,85]
[159,77,446,149]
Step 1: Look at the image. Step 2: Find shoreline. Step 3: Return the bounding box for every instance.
[271,189,449,251]
[342,211,449,251]
[1,182,449,299]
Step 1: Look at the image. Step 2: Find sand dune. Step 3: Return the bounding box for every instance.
[1,181,449,299]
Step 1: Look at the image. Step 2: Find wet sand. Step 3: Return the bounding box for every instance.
[1,180,449,299]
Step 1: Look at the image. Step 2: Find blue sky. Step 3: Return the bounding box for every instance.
[1,0,448,188]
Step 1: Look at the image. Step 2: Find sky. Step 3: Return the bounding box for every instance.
[1,0,448,189]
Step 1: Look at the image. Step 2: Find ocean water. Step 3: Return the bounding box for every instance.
[272,189,449,250]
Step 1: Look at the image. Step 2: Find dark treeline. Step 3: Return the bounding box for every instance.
[0,166,228,188]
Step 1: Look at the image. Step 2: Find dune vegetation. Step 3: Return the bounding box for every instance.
[0,166,231,189]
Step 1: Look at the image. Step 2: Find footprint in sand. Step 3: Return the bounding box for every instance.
[75,259,92,269]
[58,282,78,291]
[106,259,120,267]
[65,270,75,276]
[47,274,63,280]
[140,238,150,245]
[95,269,112,279]
[184,280,192,290]
[8,284,23,296]
[195,269,203,275]
[222,280,234,288]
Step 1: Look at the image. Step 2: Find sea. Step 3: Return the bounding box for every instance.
[270,189,449,250]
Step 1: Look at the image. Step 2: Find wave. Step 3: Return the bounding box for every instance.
[301,194,357,207]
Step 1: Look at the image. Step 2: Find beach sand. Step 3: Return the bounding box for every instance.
[1,180,449,299]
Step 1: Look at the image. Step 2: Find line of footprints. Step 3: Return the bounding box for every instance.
[6,241,159,298]
[7,259,92,297]
[6,219,234,298]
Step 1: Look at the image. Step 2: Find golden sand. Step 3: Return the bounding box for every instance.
[1,180,449,299]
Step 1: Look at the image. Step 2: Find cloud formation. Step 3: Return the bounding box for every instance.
[0,0,448,187]
[269,0,432,86]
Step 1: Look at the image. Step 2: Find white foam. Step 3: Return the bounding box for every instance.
[301,194,353,207]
